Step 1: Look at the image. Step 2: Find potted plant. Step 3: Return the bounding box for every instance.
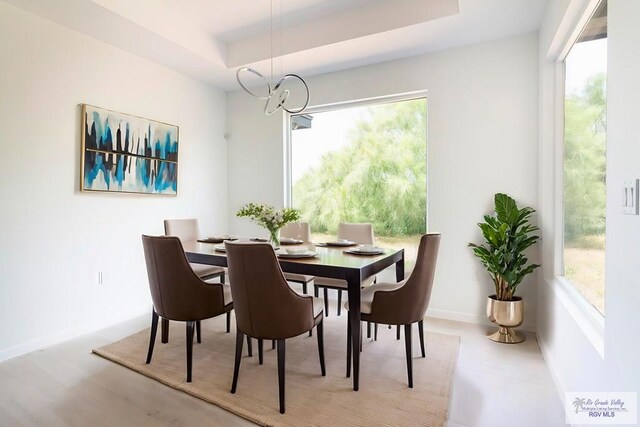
[468,193,540,343]
[236,203,300,247]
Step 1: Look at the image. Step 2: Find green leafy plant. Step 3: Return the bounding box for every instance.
[292,99,426,236]
[468,193,540,301]
[236,203,300,244]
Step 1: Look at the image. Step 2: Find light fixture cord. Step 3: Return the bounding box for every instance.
[280,0,283,80]
[270,0,273,85]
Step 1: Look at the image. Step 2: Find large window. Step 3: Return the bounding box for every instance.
[289,97,427,268]
[562,1,607,315]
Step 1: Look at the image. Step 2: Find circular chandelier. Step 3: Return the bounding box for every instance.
[236,0,310,116]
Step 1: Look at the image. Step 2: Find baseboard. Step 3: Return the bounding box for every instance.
[537,332,573,426]
[426,307,536,332]
[0,306,151,363]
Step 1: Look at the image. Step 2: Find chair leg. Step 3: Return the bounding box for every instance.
[323,288,329,316]
[367,321,371,339]
[346,319,352,378]
[404,324,413,388]
[196,320,202,344]
[246,336,253,357]
[374,323,378,341]
[226,312,231,333]
[231,328,244,393]
[418,319,426,358]
[317,319,326,376]
[146,309,159,364]
[258,339,264,365]
[272,339,275,349]
[359,322,363,352]
[311,287,319,335]
[186,321,195,382]
[396,325,401,340]
[161,318,169,343]
[337,290,342,316]
[277,340,286,414]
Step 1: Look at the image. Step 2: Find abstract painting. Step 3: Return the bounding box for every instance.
[81,104,179,195]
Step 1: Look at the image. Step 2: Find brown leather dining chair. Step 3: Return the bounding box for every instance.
[141,235,233,382]
[345,233,441,388]
[225,241,325,414]
[164,218,230,340]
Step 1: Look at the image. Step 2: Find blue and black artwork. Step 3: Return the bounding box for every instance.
[82,105,178,195]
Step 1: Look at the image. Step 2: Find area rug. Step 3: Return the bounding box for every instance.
[93,314,459,427]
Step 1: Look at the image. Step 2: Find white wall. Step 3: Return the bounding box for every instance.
[606,1,640,392]
[0,2,228,360]
[227,33,540,327]
[536,0,640,407]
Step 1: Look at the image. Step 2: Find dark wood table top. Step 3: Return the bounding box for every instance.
[183,240,403,281]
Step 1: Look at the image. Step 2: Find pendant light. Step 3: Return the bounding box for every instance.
[236,0,310,115]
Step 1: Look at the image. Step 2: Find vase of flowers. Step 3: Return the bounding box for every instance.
[236,203,301,247]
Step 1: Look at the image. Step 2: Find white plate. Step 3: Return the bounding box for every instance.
[277,251,317,259]
[345,248,384,255]
[280,237,304,245]
[324,240,356,247]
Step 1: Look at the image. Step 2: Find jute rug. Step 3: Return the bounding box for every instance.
[93,313,459,427]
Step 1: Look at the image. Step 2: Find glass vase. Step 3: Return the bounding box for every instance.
[268,228,280,247]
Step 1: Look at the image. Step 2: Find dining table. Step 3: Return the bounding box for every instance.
[183,239,405,392]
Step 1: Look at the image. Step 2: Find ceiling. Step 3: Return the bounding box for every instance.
[3,0,548,90]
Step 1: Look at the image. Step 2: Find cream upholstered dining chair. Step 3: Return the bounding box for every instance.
[225,241,325,414]
[164,218,230,339]
[280,222,315,294]
[142,235,234,383]
[345,233,441,388]
[314,222,376,316]
[164,219,226,282]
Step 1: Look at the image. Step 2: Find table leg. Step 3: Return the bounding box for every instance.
[396,249,405,282]
[347,270,362,391]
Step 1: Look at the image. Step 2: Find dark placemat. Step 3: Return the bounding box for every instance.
[198,238,224,244]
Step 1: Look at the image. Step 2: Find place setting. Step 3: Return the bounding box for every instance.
[279,237,304,245]
[213,241,285,252]
[315,238,356,247]
[197,236,238,244]
[343,244,385,256]
[277,247,318,259]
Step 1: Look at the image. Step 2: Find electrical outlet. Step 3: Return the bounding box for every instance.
[623,179,639,215]
[97,271,104,285]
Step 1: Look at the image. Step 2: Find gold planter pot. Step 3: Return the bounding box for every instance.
[486,295,525,344]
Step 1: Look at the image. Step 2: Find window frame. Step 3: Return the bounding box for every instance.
[548,0,606,356]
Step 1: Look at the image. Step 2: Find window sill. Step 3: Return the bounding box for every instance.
[550,276,605,358]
